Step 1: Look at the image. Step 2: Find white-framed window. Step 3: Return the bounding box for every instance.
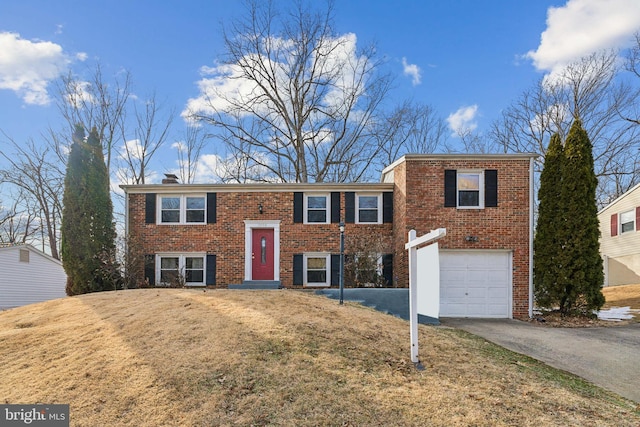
[620,210,635,234]
[157,254,206,286]
[304,194,329,224]
[457,171,484,209]
[159,195,206,224]
[356,194,382,224]
[304,253,330,287]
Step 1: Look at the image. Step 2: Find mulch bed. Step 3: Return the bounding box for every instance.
[529,311,634,327]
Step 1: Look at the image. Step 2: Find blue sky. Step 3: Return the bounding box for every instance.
[1,0,640,184]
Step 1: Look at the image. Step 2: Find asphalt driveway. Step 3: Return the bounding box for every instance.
[441,318,640,404]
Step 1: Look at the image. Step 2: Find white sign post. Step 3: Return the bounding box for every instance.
[405,228,446,367]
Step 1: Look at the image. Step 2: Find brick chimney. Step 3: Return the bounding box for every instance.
[162,173,179,184]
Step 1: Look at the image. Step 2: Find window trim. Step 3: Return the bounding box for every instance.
[619,209,635,234]
[457,171,485,209]
[303,193,330,224]
[355,193,382,224]
[156,253,206,286]
[158,194,207,224]
[303,253,331,287]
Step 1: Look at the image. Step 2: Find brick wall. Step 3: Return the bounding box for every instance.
[127,191,393,288]
[126,155,533,318]
[392,157,532,318]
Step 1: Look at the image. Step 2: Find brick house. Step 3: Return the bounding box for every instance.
[122,153,536,319]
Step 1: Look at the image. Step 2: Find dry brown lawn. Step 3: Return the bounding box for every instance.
[1,289,638,426]
[603,283,640,309]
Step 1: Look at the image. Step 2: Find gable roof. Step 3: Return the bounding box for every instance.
[0,244,63,266]
[598,182,640,215]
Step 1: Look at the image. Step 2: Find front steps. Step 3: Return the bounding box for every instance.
[228,280,282,290]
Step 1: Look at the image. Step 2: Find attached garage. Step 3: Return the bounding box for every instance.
[440,250,512,318]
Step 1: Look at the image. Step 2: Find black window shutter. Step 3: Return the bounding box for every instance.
[382,254,393,286]
[345,192,355,223]
[331,192,341,223]
[207,193,217,223]
[293,192,303,223]
[206,254,216,286]
[145,193,156,224]
[444,170,457,207]
[293,254,303,285]
[383,192,393,223]
[144,254,155,286]
[331,254,341,286]
[485,170,498,207]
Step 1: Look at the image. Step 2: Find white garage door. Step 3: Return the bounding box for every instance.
[440,251,511,318]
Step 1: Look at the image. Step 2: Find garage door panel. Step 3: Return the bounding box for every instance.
[441,303,467,317]
[441,270,465,282]
[466,288,486,298]
[440,251,511,318]
[487,304,507,316]
[487,287,508,298]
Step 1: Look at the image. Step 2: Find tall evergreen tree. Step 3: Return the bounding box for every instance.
[534,133,565,309]
[555,119,605,315]
[61,125,120,295]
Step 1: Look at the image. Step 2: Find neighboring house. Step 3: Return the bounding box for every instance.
[122,154,536,319]
[598,183,640,286]
[0,244,67,310]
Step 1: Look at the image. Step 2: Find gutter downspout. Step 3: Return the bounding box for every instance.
[529,157,535,319]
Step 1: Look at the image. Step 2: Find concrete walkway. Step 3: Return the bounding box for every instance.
[441,318,640,403]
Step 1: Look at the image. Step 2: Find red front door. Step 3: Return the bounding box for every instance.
[252,228,274,280]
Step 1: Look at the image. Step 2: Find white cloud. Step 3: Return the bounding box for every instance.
[121,139,144,161]
[76,52,88,61]
[0,32,71,105]
[192,153,223,183]
[530,103,568,133]
[65,80,96,107]
[447,105,479,135]
[183,32,372,124]
[402,57,422,86]
[526,0,640,75]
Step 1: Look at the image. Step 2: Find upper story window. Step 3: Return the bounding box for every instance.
[457,172,484,208]
[159,195,206,224]
[356,194,382,224]
[444,169,497,209]
[620,210,635,234]
[304,194,329,224]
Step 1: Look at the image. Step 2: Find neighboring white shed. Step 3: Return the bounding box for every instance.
[0,244,67,310]
[598,183,640,286]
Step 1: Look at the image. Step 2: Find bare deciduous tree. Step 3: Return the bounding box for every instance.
[174,124,207,184]
[118,93,174,184]
[0,135,64,258]
[491,50,640,205]
[375,101,448,168]
[56,63,131,173]
[185,0,393,183]
[0,195,40,245]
